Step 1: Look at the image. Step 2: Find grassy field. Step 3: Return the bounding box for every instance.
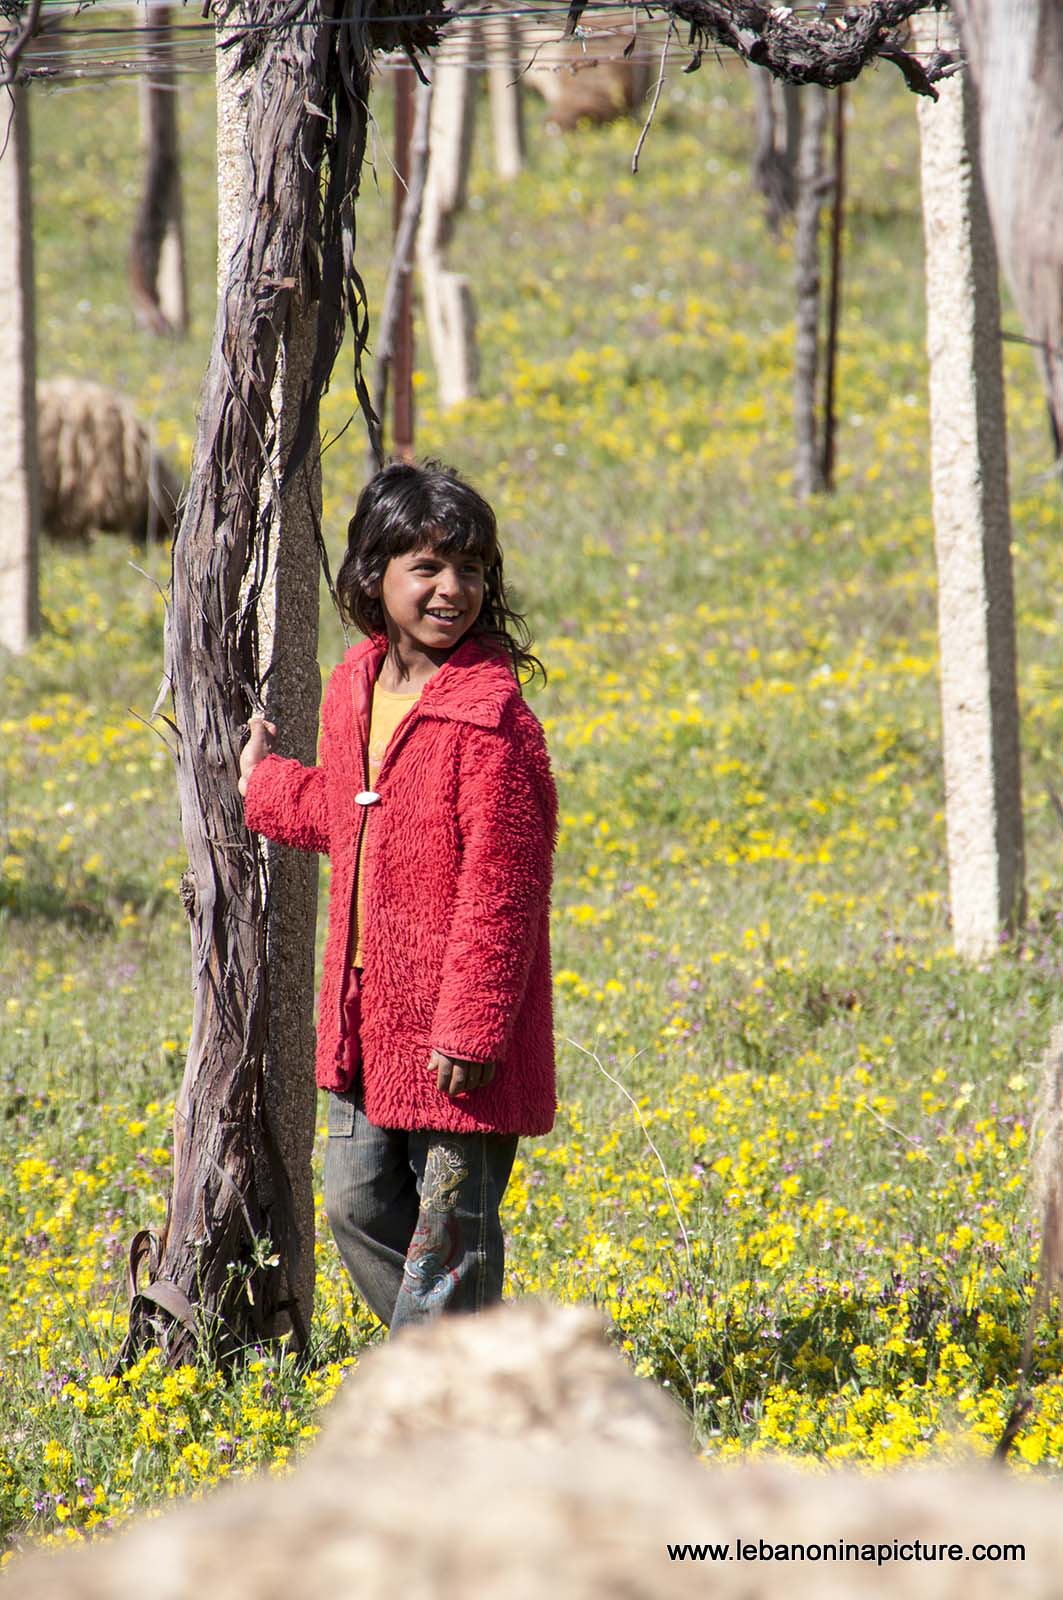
[4,12,1063,1556]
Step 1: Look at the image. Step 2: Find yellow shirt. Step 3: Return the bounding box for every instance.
[351,683,421,967]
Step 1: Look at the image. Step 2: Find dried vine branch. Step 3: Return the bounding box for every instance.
[0,0,43,90]
[655,0,951,98]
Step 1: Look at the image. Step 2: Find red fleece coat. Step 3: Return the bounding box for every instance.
[244,634,557,1136]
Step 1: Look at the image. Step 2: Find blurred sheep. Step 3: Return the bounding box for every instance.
[7,1301,1063,1599]
[37,377,181,543]
[317,1299,691,1460]
[521,15,651,130]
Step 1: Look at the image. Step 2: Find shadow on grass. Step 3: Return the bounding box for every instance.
[622,1270,1054,1446]
[0,839,163,933]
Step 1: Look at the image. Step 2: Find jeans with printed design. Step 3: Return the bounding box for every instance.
[323,1085,518,1333]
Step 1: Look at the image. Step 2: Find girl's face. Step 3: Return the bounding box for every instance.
[375,543,485,663]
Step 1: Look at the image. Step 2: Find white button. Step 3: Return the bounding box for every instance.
[354,790,380,806]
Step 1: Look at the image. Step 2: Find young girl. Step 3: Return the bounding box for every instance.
[238,460,556,1333]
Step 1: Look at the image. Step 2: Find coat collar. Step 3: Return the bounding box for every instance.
[343,633,519,730]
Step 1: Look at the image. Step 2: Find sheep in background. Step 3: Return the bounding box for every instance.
[316,1299,691,1460]
[37,377,181,543]
[6,1302,1063,1599]
[520,14,651,131]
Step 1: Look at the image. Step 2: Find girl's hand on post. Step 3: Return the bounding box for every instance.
[428,1050,496,1096]
[238,717,276,796]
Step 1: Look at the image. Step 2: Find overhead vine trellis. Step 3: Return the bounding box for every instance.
[3,1,955,90]
[2,0,956,1364]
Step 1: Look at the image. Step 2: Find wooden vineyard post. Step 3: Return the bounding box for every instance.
[392,61,416,462]
[131,3,189,336]
[820,85,845,492]
[370,74,432,470]
[751,66,798,231]
[792,84,828,500]
[0,84,40,656]
[487,13,524,181]
[418,33,479,410]
[915,13,1025,957]
[951,0,1063,460]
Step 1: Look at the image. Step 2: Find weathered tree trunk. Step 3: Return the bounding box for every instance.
[118,0,382,1368]
[751,67,798,231]
[130,4,189,337]
[215,19,321,1351]
[0,83,40,656]
[915,13,1025,957]
[951,0,1063,462]
[418,37,479,410]
[792,84,828,500]
[487,13,524,180]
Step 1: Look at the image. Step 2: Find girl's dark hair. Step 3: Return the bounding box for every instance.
[337,460,544,684]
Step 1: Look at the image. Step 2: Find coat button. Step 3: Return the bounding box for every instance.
[354,790,381,805]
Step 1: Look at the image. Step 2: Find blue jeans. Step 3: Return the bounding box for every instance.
[323,1086,518,1333]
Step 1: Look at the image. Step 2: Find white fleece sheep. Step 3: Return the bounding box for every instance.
[6,1302,1062,1599]
[37,377,181,543]
[520,16,650,130]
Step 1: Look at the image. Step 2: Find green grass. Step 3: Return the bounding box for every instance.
[4,13,1063,1557]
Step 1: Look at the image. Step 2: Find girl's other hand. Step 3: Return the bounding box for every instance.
[428,1050,496,1096]
[238,716,276,796]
